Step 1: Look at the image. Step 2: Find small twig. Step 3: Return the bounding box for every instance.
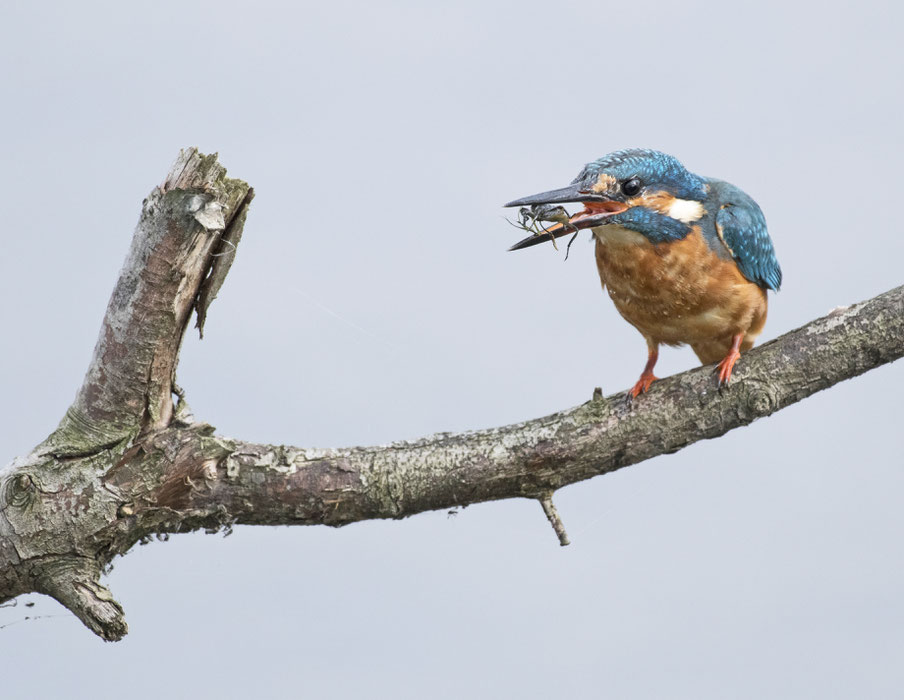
[538,492,571,546]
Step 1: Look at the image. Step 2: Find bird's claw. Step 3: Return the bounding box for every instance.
[628,371,658,400]
[715,350,741,386]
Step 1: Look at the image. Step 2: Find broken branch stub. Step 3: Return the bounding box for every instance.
[0,149,251,641]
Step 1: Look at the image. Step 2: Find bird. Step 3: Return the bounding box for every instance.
[505,149,781,398]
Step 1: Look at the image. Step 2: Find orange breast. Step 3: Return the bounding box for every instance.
[593,224,767,362]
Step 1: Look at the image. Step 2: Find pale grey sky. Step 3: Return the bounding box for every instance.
[2,1,903,698]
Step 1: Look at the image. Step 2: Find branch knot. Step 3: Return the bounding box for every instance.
[1,473,36,510]
[744,384,778,417]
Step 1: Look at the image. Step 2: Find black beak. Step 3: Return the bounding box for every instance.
[504,183,628,251]
[503,183,607,208]
[506,221,572,251]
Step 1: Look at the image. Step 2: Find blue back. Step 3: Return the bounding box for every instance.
[703,179,782,291]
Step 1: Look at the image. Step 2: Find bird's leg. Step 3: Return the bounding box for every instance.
[563,225,581,261]
[629,341,659,398]
[716,333,744,386]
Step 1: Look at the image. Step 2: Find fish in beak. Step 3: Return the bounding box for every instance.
[504,183,629,251]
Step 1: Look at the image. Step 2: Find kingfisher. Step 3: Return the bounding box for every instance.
[505,149,781,398]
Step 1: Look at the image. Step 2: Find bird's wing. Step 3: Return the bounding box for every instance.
[714,200,782,291]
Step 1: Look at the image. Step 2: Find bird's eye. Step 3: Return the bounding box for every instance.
[621,178,643,197]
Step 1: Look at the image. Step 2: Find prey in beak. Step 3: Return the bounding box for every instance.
[504,183,629,251]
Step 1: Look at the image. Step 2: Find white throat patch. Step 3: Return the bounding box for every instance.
[667,198,705,223]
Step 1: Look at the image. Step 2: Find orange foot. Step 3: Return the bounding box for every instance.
[629,371,658,398]
[716,332,745,386]
[716,350,741,385]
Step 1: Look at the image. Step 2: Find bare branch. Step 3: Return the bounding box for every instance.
[539,493,571,546]
[1,150,901,641]
[96,283,902,533]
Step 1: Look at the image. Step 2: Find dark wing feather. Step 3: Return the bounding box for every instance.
[715,198,782,291]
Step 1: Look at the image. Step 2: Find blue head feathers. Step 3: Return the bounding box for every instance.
[573,148,708,201]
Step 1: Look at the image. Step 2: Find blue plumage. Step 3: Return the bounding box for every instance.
[607,206,692,244]
[707,180,782,291]
[574,148,708,200]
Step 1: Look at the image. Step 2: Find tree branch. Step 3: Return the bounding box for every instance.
[97,282,904,532]
[1,150,901,641]
[46,149,252,453]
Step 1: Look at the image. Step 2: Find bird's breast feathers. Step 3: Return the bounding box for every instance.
[593,224,767,347]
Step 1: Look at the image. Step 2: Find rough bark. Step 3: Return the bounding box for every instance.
[1,149,901,641]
